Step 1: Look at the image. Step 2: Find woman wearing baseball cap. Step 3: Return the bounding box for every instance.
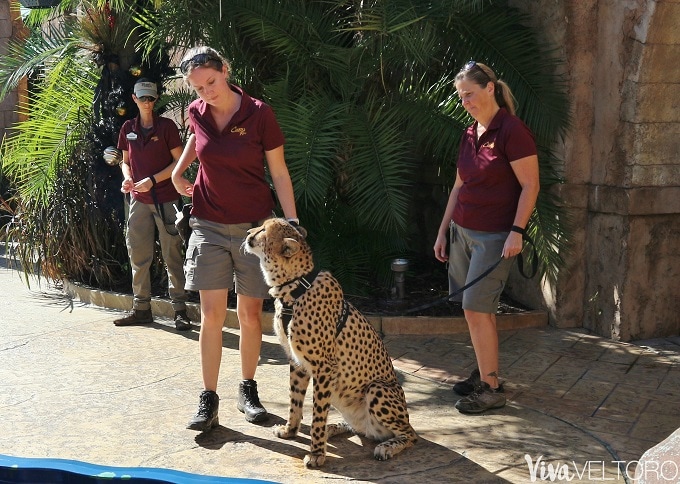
[114,78,192,331]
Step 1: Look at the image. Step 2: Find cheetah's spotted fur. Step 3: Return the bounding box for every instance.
[244,218,417,467]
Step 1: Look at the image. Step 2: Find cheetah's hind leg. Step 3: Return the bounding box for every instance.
[327,421,354,439]
[374,433,418,461]
[367,382,418,461]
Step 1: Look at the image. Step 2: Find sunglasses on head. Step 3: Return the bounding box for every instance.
[463,60,492,83]
[137,96,156,103]
[179,53,223,74]
[464,60,478,71]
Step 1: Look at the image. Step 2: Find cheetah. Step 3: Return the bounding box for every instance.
[244,218,417,468]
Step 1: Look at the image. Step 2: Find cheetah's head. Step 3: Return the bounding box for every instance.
[243,218,314,287]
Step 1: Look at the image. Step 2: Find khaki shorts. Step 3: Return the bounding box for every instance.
[448,223,515,314]
[184,217,270,298]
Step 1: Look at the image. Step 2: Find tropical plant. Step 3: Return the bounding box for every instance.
[133,0,570,291]
[0,0,174,289]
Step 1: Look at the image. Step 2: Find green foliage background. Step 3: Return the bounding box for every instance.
[0,0,570,299]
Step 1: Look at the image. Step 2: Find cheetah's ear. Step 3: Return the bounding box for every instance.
[281,238,301,257]
[292,225,307,238]
[287,220,307,238]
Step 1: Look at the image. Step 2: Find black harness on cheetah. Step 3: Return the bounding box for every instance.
[274,267,350,336]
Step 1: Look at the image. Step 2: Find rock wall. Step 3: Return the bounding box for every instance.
[0,1,22,142]
[507,0,680,340]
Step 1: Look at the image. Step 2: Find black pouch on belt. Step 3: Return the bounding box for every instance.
[175,203,193,247]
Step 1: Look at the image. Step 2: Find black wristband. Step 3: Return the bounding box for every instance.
[511,225,525,234]
[150,175,157,186]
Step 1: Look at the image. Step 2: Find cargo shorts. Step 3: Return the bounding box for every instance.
[184,216,270,298]
[448,223,515,314]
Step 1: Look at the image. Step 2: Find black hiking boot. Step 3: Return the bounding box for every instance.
[236,379,268,423]
[187,390,220,431]
[174,310,192,331]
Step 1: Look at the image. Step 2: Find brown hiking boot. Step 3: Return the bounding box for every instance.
[113,309,153,326]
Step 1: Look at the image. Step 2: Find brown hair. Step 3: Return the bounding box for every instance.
[455,61,516,115]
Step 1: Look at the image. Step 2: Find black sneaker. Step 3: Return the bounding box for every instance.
[237,379,268,423]
[187,390,220,431]
[455,382,506,414]
[174,310,192,331]
[453,368,481,395]
[113,309,153,326]
[453,368,505,396]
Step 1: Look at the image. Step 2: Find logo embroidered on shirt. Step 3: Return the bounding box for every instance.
[481,141,495,149]
[231,126,246,136]
[151,136,159,142]
[126,132,138,140]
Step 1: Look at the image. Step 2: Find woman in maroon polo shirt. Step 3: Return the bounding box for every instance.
[433,61,540,414]
[171,47,298,431]
[114,78,191,331]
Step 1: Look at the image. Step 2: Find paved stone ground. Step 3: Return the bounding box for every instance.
[1,255,679,483]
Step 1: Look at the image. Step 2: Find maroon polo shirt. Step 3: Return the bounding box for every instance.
[452,108,537,232]
[117,114,183,204]
[188,84,285,224]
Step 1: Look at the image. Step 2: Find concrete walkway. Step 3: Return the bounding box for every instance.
[1,256,679,483]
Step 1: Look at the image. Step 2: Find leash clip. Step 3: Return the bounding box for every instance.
[281,306,293,316]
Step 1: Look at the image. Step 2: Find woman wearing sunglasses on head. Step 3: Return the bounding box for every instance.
[433,61,540,414]
[171,46,298,431]
[114,78,191,331]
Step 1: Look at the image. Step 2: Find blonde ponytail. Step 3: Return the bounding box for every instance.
[494,79,516,116]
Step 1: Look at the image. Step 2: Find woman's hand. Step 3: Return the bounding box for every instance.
[502,231,523,259]
[172,174,194,196]
[133,177,154,193]
[433,232,449,263]
[121,177,134,194]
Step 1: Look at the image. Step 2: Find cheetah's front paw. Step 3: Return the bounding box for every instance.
[273,423,298,439]
[303,452,326,468]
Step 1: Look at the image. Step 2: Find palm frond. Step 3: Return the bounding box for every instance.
[394,73,470,168]
[1,57,97,205]
[155,81,195,141]
[343,106,413,234]
[0,26,81,101]
[529,144,571,283]
[275,93,346,211]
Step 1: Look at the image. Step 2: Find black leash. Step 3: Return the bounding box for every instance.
[513,226,539,279]
[402,258,503,314]
[402,228,538,315]
[149,178,182,237]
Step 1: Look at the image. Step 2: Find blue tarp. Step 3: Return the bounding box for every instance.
[0,454,279,484]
